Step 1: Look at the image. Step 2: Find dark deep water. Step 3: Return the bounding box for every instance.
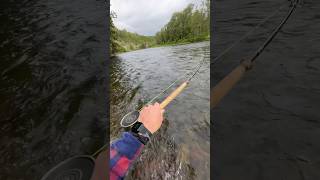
[0,0,107,179]
[213,0,320,179]
[111,42,210,179]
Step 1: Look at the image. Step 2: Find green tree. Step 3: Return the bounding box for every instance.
[155,0,209,44]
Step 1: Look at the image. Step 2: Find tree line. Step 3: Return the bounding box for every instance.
[111,0,210,55]
[116,29,155,52]
[110,14,120,55]
[155,0,209,44]
[110,14,155,55]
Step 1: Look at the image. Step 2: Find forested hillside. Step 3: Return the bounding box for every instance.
[110,17,155,55]
[116,29,155,53]
[155,0,209,44]
[110,0,209,55]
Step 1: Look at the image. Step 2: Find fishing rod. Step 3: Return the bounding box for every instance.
[120,56,207,127]
[211,0,298,109]
[40,56,207,180]
[212,0,289,66]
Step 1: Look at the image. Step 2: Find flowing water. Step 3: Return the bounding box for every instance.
[111,41,210,179]
[0,0,107,179]
[213,0,320,179]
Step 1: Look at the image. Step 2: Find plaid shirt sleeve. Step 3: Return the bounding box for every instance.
[110,132,144,180]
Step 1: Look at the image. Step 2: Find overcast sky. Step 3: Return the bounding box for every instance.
[111,0,200,36]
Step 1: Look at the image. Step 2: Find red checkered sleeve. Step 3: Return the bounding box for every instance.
[110,132,144,180]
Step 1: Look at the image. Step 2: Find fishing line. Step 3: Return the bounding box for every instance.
[188,56,207,81]
[135,55,207,110]
[141,71,190,108]
[119,56,207,127]
[212,0,289,66]
[249,0,297,63]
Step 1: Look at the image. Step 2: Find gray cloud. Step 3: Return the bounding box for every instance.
[111,0,200,36]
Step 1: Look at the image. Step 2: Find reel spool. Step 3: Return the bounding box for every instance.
[41,156,95,180]
[120,110,140,127]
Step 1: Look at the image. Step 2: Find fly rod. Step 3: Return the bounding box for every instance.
[211,0,298,109]
[120,56,206,127]
[160,56,204,109]
[40,57,207,180]
[212,0,289,66]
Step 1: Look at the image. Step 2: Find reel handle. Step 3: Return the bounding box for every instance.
[160,81,188,109]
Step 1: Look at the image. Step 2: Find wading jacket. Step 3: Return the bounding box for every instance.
[110,132,144,180]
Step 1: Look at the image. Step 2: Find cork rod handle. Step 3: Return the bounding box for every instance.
[211,60,252,109]
[160,81,188,109]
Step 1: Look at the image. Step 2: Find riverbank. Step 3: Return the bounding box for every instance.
[111,38,210,57]
[151,35,210,48]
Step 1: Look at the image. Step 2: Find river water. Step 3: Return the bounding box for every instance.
[213,0,320,179]
[0,0,107,179]
[111,41,210,179]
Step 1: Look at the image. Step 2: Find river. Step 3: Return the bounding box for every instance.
[0,0,107,179]
[213,0,320,179]
[111,41,210,179]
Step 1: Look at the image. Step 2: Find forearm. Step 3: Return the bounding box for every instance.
[110,132,144,179]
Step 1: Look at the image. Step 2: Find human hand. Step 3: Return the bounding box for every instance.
[138,102,165,134]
